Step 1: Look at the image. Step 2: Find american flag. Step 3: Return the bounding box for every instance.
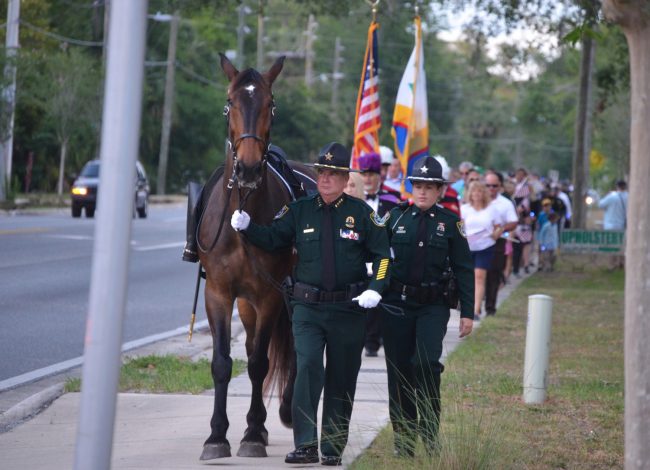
[351,21,381,170]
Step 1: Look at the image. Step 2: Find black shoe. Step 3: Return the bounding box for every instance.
[365,349,378,357]
[321,455,342,466]
[285,446,319,464]
[486,310,496,316]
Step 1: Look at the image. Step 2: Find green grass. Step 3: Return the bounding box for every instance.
[65,355,247,394]
[352,260,624,469]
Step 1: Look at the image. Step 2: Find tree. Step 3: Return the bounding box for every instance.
[23,49,101,196]
[601,3,650,468]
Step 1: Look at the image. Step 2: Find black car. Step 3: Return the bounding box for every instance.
[71,160,150,218]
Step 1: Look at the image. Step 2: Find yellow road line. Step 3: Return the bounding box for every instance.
[0,227,50,236]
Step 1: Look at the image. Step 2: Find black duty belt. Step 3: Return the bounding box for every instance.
[390,279,442,304]
[293,281,367,304]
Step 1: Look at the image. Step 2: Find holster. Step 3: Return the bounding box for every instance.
[440,267,460,309]
[182,181,204,263]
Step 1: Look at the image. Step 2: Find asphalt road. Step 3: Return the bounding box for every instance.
[0,204,207,383]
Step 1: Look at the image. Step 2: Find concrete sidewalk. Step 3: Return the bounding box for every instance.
[0,275,526,469]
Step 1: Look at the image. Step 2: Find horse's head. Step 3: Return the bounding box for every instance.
[220,53,285,189]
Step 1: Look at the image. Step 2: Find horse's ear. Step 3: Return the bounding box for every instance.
[264,56,285,86]
[219,52,239,82]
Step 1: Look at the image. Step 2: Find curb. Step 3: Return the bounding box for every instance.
[0,383,65,433]
[0,319,243,433]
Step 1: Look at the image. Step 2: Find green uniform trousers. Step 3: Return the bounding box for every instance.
[291,303,366,457]
[381,302,449,451]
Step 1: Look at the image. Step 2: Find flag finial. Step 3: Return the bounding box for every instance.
[365,0,380,22]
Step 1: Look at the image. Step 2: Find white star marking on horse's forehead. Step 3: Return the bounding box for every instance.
[244,84,255,95]
[420,165,428,174]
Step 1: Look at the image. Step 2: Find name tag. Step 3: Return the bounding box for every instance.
[303,228,315,233]
[339,229,359,240]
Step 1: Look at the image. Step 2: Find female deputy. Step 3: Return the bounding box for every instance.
[382,155,475,456]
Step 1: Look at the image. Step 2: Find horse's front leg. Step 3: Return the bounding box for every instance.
[236,297,276,457]
[200,284,234,460]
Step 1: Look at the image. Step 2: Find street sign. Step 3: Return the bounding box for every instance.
[560,229,624,254]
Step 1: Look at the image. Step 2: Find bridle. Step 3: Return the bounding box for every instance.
[223,96,276,190]
[196,89,275,254]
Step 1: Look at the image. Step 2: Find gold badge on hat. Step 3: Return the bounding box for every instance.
[324,152,334,161]
[345,216,355,228]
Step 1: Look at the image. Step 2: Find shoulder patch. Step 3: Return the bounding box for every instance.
[456,220,467,238]
[274,205,289,220]
[370,211,390,227]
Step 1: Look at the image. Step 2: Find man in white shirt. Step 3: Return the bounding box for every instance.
[599,180,628,230]
[485,171,518,316]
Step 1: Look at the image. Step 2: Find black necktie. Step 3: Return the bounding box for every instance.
[366,193,377,201]
[408,212,428,286]
[321,205,337,291]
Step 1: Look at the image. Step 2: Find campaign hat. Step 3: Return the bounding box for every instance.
[312,142,357,172]
[406,155,449,184]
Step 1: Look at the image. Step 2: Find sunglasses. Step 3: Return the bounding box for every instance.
[485,184,500,188]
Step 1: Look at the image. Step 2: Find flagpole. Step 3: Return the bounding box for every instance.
[400,14,421,194]
[352,0,382,169]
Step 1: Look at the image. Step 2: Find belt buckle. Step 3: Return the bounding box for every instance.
[401,285,407,302]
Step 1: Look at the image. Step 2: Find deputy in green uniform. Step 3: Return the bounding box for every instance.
[231,142,391,466]
[382,155,475,456]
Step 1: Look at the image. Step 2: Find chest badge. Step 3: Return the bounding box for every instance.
[436,222,446,237]
[395,225,406,234]
[345,216,355,228]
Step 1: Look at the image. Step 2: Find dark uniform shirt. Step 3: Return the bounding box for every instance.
[244,193,391,293]
[387,203,475,318]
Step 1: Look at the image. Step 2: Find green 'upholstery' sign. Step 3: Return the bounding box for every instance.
[560,229,625,254]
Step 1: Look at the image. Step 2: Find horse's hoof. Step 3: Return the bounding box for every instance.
[237,441,267,457]
[200,443,231,460]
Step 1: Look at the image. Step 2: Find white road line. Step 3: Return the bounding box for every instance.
[0,320,210,392]
[45,234,94,241]
[132,241,185,251]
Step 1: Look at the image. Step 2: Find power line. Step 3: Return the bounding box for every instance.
[20,20,103,47]
[175,61,223,88]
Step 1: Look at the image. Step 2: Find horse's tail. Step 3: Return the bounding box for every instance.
[263,298,294,399]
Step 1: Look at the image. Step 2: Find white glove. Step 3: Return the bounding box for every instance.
[231,210,251,231]
[353,290,382,309]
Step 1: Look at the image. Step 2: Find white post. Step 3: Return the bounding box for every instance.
[73,2,148,470]
[523,294,553,404]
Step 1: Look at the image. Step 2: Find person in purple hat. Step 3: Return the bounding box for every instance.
[358,152,399,357]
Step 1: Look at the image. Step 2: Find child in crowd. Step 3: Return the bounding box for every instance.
[538,212,559,272]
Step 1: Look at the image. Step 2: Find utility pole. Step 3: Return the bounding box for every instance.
[256,1,265,70]
[102,0,110,66]
[156,12,179,195]
[1,0,21,202]
[330,36,343,117]
[304,14,316,89]
[571,35,595,229]
[236,3,247,69]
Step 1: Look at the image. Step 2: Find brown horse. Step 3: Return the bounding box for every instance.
[197,54,314,460]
